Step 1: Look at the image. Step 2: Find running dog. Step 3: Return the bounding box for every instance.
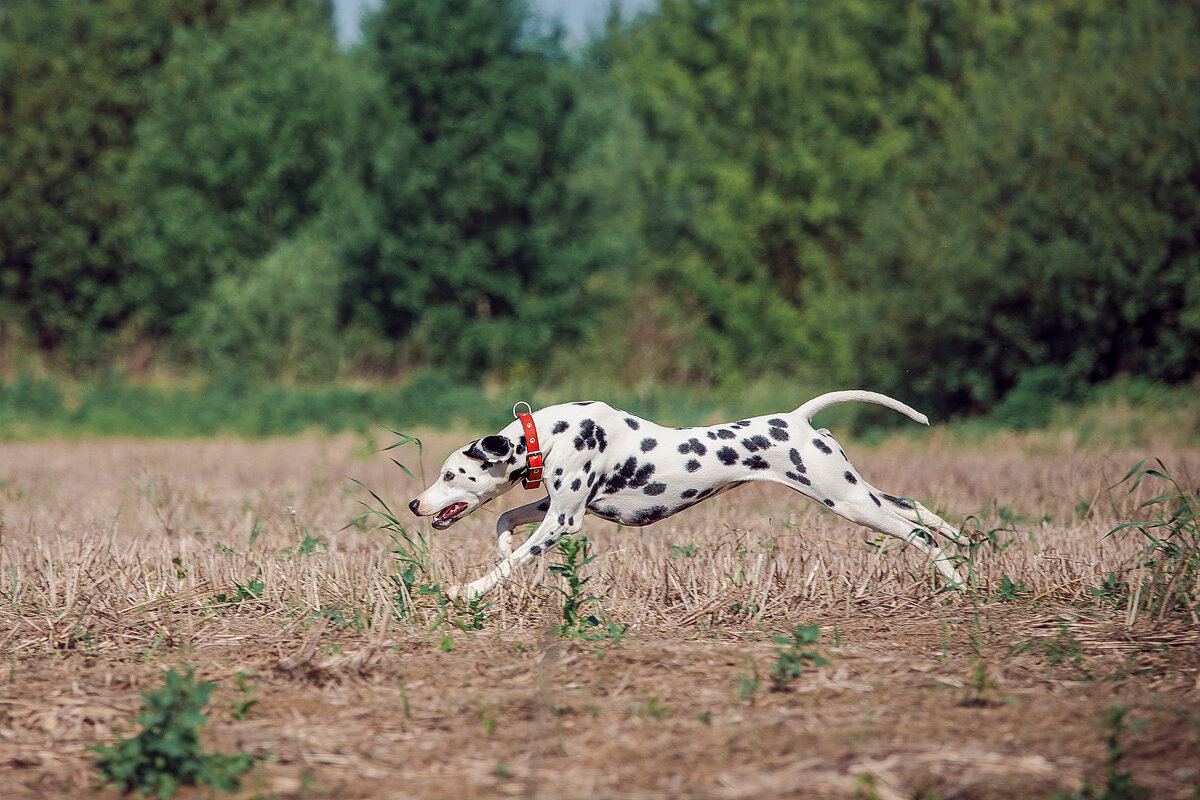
[409,391,965,599]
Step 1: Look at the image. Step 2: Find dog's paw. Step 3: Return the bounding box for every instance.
[496,531,515,559]
[445,584,464,603]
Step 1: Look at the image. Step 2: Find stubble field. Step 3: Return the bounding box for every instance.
[1,419,1198,799]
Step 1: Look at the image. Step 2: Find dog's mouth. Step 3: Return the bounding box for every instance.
[432,502,470,530]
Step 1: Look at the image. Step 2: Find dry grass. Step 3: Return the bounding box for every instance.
[1,428,1198,799]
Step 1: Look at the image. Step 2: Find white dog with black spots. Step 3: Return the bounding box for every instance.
[409,390,967,599]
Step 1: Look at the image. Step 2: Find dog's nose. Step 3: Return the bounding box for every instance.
[408,499,421,516]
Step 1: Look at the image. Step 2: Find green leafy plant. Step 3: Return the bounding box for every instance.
[768,624,829,691]
[1108,458,1200,623]
[92,668,256,798]
[1053,705,1149,800]
[228,671,259,722]
[548,535,625,642]
[990,573,1030,603]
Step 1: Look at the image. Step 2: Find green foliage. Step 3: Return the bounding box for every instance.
[0,0,332,360]
[549,535,625,641]
[91,668,256,798]
[349,0,636,377]
[2,0,1198,407]
[1052,705,1150,800]
[768,623,829,691]
[1108,458,1200,623]
[841,1,1200,415]
[121,3,358,343]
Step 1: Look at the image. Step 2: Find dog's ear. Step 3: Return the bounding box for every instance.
[465,435,514,463]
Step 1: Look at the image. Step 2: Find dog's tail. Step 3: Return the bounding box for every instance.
[794,390,929,426]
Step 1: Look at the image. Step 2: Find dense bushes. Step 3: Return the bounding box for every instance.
[1,0,1196,416]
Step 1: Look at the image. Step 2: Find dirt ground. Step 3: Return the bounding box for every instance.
[1,427,1198,799]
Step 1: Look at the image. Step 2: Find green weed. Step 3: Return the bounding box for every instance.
[1108,458,1200,623]
[549,535,625,642]
[91,668,256,798]
[768,624,829,691]
[1052,705,1149,800]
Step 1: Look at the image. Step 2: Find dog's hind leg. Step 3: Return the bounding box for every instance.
[495,499,551,558]
[872,490,964,545]
[786,477,965,586]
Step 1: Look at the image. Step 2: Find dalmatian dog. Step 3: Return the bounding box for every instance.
[408,390,966,599]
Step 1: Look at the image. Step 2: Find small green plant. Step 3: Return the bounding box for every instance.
[1090,572,1128,608]
[92,668,256,798]
[1108,458,1200,623]
[1053,705,1149,800]
[549,535,625,641]
[634,692,671,720]
[768,624,829,691]
[1010,622,1090,677]
[961,658,1009,707]
[669,542,697,560]
[990,573,1030,603]
[212,573,264,606]
[736,657,760,704]
[228,671,259,721]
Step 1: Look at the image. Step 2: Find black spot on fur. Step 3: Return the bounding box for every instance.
[742,455,770,470]
[573,401,595,406]
[552,420,569,434]
[530,545,542,555]
[630,506,670,526]
[624,417,640,430]
[681,488,699,499]
[768,425,790,442]
[844,471,857,484]
[869,492,881,506]
[587,471,596,487]
[813,438,833,455]
[641,438,657,452]
[742,435,772,452]
[883,493,914,510]
[786,471,812,486]
[823,499,836,507]
[717,429,736,440]
[789,448,806,473]
[644,482,667,496]
[554,467,563,476]
[685,459,701,473]
[716,446,738,466]
[583,460,592,473]
[553,479,562,490]
[571,478,582,492]
[678,438,707,456]
[558,514,566,525]
[538,501,550,511]
[768,418,788,428]
[706,431,718,440]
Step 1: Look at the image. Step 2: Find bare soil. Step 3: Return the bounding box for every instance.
[1,428,1198,799]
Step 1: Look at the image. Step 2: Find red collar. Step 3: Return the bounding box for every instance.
[513,402,544,490]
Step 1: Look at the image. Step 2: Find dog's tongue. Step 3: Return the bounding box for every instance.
[436,502,468,525]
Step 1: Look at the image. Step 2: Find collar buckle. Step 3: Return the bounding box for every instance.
[512,402,543,490]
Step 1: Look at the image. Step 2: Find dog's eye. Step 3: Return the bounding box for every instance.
[443,471,454,482]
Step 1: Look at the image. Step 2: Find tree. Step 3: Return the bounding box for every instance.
[840,0,1200,414]
[0,0,332,362]
[120,3,356,340]
[350,0,634,377]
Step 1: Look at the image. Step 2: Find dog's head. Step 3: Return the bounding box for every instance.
[408,433,526,529]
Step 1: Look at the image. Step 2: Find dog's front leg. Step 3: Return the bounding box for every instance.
[454,501,585,600]
[494,499,551,558]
